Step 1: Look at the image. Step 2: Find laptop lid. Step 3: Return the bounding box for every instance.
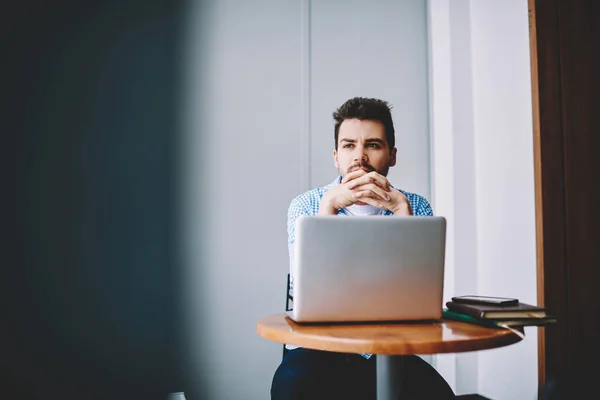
[289,215,446,323]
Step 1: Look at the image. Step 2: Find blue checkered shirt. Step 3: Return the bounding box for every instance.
[285,176,434,357]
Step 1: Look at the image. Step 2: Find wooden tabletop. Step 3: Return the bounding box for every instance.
[257,314,523,355]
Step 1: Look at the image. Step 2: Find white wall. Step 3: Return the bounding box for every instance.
[429,0,538,399]
[179,1,432,399]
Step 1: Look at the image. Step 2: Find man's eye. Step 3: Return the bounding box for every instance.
[367,143,381,148]
[343,144,354,149]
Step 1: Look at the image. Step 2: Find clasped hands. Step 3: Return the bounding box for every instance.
[318,170,413,216]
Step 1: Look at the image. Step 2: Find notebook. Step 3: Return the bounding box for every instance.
[445,301,547,319]
[287,215,446,323]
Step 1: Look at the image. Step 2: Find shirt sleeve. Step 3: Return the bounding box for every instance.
[287,197,311,293]
[413,195,434,216]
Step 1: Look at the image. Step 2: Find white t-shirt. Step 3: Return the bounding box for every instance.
[344,204,385,216]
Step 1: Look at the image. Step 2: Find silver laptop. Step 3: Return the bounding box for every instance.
[287,215,446,323]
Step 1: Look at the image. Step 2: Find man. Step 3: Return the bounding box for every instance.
[270,97,455,400]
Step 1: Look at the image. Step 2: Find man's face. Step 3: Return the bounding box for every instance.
[333,118,397,179]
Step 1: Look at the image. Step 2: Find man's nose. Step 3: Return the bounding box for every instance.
[353,147,368,162]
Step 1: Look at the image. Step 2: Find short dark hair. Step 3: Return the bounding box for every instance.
[332,97,395,151]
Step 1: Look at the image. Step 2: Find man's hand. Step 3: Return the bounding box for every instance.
[347,172,413,216]
[319,170,412,215]
[318,170,389,215]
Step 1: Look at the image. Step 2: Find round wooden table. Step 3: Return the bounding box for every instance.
[257,313,523,400]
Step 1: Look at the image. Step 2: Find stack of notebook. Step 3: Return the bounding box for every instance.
[443,297,557,328]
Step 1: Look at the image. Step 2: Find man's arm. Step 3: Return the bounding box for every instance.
[346,172,434,217]
[411,195,434,216]
[359,187,433,216]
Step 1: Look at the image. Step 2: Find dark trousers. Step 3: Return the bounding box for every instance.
[271,348,455,400]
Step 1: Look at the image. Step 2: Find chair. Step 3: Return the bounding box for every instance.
[282,273,294,359]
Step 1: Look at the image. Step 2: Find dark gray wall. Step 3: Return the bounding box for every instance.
[2,1,194,399]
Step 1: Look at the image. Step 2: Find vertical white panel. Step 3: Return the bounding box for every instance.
[301,0,312,191]
[427,0,457,390]
[309,0,431,199]
[448,0,481,395]
[470,0,537,399]
[428,0,537,398]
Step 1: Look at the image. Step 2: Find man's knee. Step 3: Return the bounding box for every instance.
[270,349,343,400]
[271,350,322,399]
[270,365,299,399]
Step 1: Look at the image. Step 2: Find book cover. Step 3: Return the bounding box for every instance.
[442,309,557,328]
[445,300,547,319]
[442,309,501,328]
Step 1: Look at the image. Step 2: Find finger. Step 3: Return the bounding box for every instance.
[341,169,367,184]
[365,172,390,189]
[354,193,385,209]
[348,174,390,191]
[353,183,390,201]
[353,188,389,202]
[346,175,372,190]
[351,173,388,190]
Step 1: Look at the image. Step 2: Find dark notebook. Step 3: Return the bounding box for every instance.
[445,300,547,319]
[442,309,557,328]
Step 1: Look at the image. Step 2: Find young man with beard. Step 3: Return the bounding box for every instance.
[270,97,455,400]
